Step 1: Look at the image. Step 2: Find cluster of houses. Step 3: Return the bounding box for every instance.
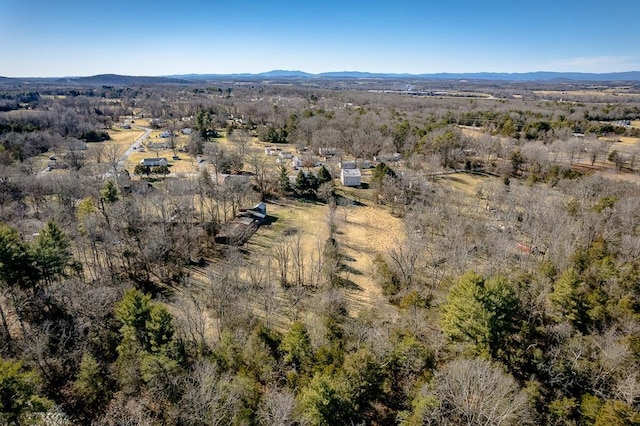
[264,145,398,188]
[158,128,193,138]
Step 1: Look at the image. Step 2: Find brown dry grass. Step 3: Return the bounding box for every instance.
[247,198,404,317]
[458,125,487,138]
[107,128,144,145]
[441,173,488,196]
[249,200,328,264]
[126,150,199,175]
[610,136,640,147]
[336,204,404,314]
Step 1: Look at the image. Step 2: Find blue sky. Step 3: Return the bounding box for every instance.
[1,0,639,77]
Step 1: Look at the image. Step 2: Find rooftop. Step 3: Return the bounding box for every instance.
[341,168,361,176]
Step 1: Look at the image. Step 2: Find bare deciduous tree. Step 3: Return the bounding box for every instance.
[428,358,531,425]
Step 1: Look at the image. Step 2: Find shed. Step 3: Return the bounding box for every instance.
[341,168,361,187]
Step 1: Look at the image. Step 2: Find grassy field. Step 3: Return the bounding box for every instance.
[245,193,405,319]
[335,204,404,314]
[441,172,489,196]
[106,128,144,146]
[125,150,200,175]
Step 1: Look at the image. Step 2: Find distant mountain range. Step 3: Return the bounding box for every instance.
[2,71,640,84]
[171,70,640,82]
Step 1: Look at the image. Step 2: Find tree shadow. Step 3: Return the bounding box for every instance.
[341,263,362,276]
[335,276,362,291]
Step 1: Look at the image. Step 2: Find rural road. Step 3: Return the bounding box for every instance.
[117,126,152,169]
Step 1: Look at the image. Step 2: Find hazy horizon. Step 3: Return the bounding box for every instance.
[5,70,640,80]
[2,0,639,78]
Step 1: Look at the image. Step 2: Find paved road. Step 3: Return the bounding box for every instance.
[117,126,152,169]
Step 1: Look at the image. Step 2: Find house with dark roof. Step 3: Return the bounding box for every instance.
[140,158,168,167]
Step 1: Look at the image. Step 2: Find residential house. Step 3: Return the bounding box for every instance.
[339,160,357,170]
[341,168,361,187]
[140,158,168,167]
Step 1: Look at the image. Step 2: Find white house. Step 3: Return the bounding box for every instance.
[291,156,303,169]
[340,168,361,187]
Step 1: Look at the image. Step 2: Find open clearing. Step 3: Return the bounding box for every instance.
[247,196,405,318]
[336,204,405,313]
[440,172,488,196]
[107,128,144,146]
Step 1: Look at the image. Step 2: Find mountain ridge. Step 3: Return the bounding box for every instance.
[170,70,640,82]
[2,71,640,83]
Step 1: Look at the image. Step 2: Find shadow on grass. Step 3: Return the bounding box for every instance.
[335,276,362,291]
[335,193,367,207]
[134,277,176,299]
[341,263,362,276]
[262,215,279,226]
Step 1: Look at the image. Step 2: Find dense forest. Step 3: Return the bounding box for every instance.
[1,77,640,425]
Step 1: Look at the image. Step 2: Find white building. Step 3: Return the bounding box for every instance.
[340,168,361,187]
